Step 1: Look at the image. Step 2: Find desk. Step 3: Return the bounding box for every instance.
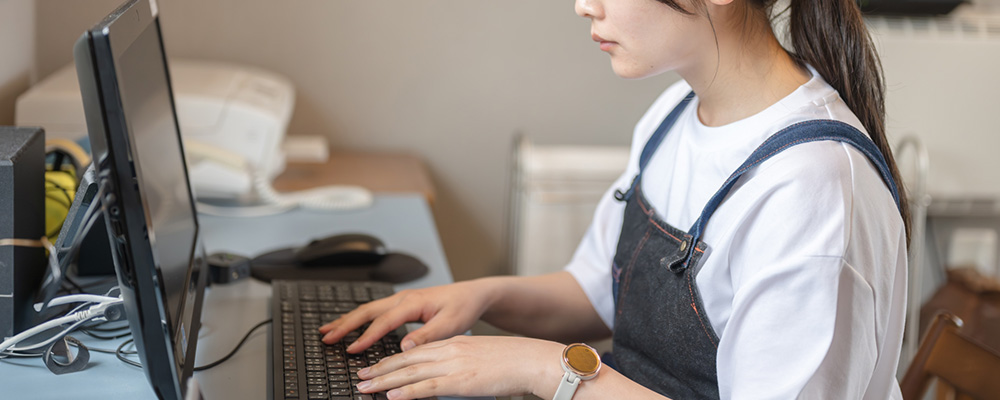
[0,195,487,400]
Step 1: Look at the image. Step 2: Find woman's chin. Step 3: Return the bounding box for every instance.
[611,62,666,80]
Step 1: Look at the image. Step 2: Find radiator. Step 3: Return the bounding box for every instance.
[507,137,628,277]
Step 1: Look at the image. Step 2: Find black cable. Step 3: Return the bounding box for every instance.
[65,339,135,355]
[107,319,272,371]
[80,276,119,291]
[80,329,133,341]
[84,321,130,333]
[63,275,87,294]
[116,338,142,368]
[193,319,272,372]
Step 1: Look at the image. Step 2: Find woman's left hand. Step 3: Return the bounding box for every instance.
[355,335,564,400]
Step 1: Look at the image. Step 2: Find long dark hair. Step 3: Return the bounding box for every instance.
[654,0,912,246]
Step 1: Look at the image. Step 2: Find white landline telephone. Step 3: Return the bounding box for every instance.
[183,139,372,217]
[15,59,372,215]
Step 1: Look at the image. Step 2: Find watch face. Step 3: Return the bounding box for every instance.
[563,343,601,377]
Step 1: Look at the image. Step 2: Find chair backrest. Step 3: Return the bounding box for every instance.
[901,312,1000,399]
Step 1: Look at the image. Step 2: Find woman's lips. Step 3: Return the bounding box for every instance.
[592,33,617,52]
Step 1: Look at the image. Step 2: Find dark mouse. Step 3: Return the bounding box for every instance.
[295,233,387,267]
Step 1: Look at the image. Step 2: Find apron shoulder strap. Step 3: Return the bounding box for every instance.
[680,119,902,269]
[617,91,696,201]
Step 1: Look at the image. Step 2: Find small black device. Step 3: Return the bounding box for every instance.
[0,126,46,340]
[207,252,252,284]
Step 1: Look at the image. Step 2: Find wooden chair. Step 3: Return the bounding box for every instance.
[901,312,1000,400]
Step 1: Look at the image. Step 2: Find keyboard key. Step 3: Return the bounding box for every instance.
[352,287,370,302]
[308,378,327,385]
[347,359,366,368]
[284,389,299,398]
[329,382,350,390]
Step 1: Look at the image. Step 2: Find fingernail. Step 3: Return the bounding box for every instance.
[387,389,402,399]
[347,341,358,352]
[321,334,332,344]
[401,339,415,351]
[356,380,372,392]
[357,367,370,379]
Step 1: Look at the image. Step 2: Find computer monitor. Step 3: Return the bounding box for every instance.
[73,0,208,398]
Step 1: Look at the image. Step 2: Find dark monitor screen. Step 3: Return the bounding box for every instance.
[74,0,207,398]
[116,14,198,340]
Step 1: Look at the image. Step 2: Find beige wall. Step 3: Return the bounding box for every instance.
[34,0,678,280]
[0,0,34,125]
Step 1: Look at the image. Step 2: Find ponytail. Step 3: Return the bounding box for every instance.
[787,0,911,246]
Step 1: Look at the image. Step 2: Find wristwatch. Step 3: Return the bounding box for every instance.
[552,343,601,400]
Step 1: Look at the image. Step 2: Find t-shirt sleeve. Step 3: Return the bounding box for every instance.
[713,143,897,399]
[564,172,632,330]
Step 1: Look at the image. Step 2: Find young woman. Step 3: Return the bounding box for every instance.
[319,0,910,398]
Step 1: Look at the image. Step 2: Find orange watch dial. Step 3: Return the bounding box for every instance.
[563,343,601,377]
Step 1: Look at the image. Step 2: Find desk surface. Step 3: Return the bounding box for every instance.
[273,152,437,206]
[1,195,486,400]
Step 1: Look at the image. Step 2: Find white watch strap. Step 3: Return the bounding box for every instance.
[552,371,581,400]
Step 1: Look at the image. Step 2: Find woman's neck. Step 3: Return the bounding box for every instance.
[679,25,811,127]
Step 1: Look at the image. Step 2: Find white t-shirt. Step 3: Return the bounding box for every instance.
[565,71,907,399]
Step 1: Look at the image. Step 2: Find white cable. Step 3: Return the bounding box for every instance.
[34,294,120,312]
[252,171,373,212]
[104,286,121,297]
[195,200,295,218]
[5,317,94,353]
[3,298,124,355]
[0,315,77,355]
[195,168,373,217]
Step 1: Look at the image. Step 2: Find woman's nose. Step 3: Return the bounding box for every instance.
[575,0,603,19]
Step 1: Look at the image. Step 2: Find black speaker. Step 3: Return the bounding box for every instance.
[0,126,46,340]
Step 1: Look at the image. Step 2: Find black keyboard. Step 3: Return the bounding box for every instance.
[271,280,404,400]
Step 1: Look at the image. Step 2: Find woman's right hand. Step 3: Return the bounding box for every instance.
[318,279,496,353]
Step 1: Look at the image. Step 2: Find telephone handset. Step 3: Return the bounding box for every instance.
[182,139,372,216]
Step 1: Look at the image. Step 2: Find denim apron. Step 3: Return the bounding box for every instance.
[610,92,902,399]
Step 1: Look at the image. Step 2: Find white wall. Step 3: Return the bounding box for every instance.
[33,0,678,280]
[870,13,1000,198]
[0,0,34,125]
